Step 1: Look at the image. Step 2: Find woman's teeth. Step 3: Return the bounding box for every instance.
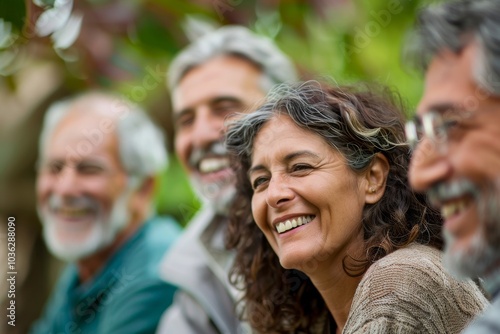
[276,215,314,234]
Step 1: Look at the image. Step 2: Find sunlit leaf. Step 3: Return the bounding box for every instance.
[183,15,218,42]
[0,47,26,76]
[0,19,17,49]
[254,9,282,39]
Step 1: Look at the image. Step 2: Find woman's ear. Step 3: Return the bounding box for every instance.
[364,153,389,204]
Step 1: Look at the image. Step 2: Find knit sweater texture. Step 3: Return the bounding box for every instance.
[342,244,489,334]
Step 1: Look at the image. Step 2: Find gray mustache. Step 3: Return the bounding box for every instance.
[49,195,97,211]
[189,141,228,168]
[427,179,479,205]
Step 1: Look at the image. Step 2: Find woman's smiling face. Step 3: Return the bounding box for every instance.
[249,115,368,271]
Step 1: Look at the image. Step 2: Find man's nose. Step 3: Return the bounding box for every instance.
[53,166,80,196]
[266,176,295,208]
[409,138,452,192]
[192,110,224,148]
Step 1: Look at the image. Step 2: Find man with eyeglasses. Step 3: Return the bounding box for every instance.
[405,0,500,332]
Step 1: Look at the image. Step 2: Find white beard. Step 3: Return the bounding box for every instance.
[39,189,132,262]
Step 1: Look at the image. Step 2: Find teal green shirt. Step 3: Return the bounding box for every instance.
[30,216,181,334]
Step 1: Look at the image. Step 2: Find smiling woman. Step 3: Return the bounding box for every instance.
[225,81,489,333]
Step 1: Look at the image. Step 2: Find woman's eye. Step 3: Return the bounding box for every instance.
[291,164,313,173]
[252,176,269,190]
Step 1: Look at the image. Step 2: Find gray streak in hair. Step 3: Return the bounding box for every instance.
[226,81,404,174]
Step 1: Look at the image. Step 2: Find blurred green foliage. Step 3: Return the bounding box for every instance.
[156,155,201,226]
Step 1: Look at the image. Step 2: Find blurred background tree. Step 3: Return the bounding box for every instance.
[0,0,430,332]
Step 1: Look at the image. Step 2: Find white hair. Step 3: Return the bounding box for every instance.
[38,91,168,178]
[167,25,298,92]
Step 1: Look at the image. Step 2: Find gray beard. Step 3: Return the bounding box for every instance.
[190,172,236,215]
[195,182,236,215]
[443,229,499,279]
[443,179,500,280]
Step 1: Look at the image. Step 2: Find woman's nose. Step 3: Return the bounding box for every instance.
[265,176,295,208]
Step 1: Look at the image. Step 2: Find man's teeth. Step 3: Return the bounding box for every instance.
[57,208,90,217]
[275,216,314,234]
[441,200,468,219]
[199,158,230,173]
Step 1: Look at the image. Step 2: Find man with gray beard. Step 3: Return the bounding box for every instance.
[405,0,500,332]
[30,92,181,333]
[156,26,297,334]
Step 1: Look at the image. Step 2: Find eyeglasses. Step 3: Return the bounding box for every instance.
[405,109,473,151]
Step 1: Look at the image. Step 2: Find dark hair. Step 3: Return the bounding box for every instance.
[225,81,443,333]
[406,0,500,95]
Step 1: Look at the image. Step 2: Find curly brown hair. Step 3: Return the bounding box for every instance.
[225,81,443,333]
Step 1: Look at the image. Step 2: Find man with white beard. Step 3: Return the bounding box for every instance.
[405,0,500,332]
[156,26,297,334]
[30,92,181,333]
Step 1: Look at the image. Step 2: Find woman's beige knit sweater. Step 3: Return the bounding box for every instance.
[342,244,489,333]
